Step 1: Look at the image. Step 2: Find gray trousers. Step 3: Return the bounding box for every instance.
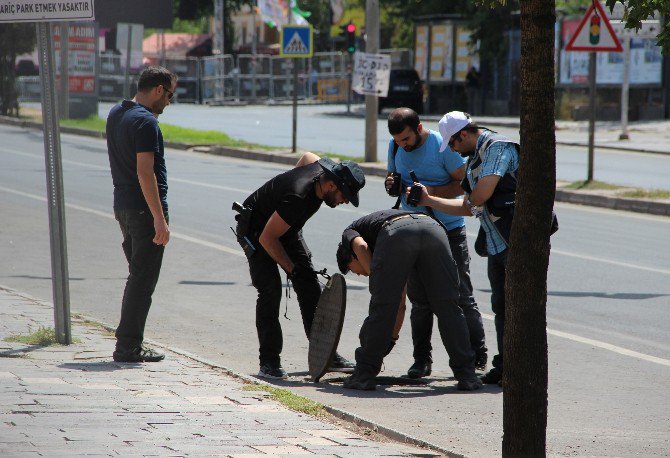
[354,215,477,382]
[410,225,487,363]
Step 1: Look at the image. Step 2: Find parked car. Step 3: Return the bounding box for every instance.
[15,59,39,77]
[378,68,424,114]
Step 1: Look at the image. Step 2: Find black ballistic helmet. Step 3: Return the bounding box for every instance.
[318,158,366,207]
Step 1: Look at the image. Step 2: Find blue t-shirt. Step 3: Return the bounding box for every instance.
[387,130,466,230]
[106,100,167,211]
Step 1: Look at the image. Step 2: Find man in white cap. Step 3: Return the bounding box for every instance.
[413,111,520,387]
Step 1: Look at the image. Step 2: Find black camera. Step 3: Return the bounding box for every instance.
[406,171,422,207]
[386,172,402,197]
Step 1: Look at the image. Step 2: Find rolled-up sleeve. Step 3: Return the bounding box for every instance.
[480,142,518,178]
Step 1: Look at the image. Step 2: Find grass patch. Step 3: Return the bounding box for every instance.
[563,180,621,190]
[60,116,106,131]
[4,326,67,346]
[60,115,273,150]
[19,110,361,161]
[243,383,326,417]
[618,189,670,199]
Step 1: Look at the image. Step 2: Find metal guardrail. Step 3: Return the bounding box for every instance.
[16,49,412,105]
[16,76,42,102]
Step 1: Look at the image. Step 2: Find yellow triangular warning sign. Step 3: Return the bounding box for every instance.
[565,0,622,52]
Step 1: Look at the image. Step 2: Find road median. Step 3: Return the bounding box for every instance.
[2,114,668,217]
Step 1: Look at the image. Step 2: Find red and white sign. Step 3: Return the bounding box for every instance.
[565,0,622,52]
[54,23,97,94]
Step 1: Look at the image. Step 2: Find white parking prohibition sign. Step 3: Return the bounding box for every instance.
[352,52,391,97]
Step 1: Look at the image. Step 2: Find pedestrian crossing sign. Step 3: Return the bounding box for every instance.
[280,25,313,58]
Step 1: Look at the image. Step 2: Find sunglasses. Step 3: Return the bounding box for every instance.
[161,85,174,100]
[448,129,464,148]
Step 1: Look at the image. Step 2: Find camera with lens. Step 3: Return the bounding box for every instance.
[386,172,402,197]
[406,170,422,207]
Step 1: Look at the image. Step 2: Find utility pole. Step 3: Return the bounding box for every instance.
[364,0,379,163]
[214,0,225,101]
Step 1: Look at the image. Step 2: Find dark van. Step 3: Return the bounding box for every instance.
[378,68,424,114]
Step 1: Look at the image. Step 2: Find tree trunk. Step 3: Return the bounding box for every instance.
[502,0,555,456]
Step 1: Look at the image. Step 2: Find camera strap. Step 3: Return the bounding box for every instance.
[390,141,402,209]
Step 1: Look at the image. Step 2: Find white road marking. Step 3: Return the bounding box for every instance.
[465,231,670,276]
[1,184,666,366]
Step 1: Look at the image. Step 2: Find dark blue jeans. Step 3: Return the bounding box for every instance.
[410,225,487,363]
[114,209,167,352]
[487,249,508,372]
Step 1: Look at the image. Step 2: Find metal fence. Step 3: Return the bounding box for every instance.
[17,49,412,105]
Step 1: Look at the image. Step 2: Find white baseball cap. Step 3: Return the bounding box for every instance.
[438,111,473,152]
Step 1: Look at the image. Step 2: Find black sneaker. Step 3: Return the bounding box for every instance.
[481,367,503,385]
[457,378,483,391]
[258,364,287,380]
[328,352,355,373]
[475,352,488,371]
[342,373,376,391]
[113,346,165,363]
[406,360,432,379]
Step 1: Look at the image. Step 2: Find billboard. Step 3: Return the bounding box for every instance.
[560,18,662,85]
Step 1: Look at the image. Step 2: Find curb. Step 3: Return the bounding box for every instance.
[2,115,669,217]
[323,111,670,156]
[0,283,454,458]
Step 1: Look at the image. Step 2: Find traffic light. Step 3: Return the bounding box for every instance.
[589,13,601,45]
[346,23,356,54]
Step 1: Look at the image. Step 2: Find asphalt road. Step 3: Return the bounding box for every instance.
[96,102,670,190]
[1,124,669,456]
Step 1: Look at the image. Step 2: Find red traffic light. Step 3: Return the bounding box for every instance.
[346,23,356,33]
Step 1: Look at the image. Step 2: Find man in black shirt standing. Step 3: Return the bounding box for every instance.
[335,209,482,391]
[238,153,366,379]
[106,66,177,363]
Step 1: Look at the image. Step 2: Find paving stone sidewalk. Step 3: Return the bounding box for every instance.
[0,287,436,457]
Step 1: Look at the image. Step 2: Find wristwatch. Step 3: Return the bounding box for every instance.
[467,198,482,218]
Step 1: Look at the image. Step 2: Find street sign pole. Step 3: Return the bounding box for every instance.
[280,24,313,155]
[292,59,298,153]
[587,52,596,182]
[619,34,631,140]
[564,0,622,183]
[346,53,352,114]
[289,10,298,153]
[37,22,72,345]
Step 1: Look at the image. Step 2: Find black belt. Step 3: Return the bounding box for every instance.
[382,213,429,228]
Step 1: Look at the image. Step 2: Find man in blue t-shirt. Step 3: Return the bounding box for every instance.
[384,108,487,379]
[106,66,177,363]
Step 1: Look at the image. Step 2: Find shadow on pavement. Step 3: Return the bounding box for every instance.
[478,288,668,300]
[58,361,139,371]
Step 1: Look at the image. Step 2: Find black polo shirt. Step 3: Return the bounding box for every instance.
[106,100,167,211]
[341,209,414,253]
[244,162,323,237]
